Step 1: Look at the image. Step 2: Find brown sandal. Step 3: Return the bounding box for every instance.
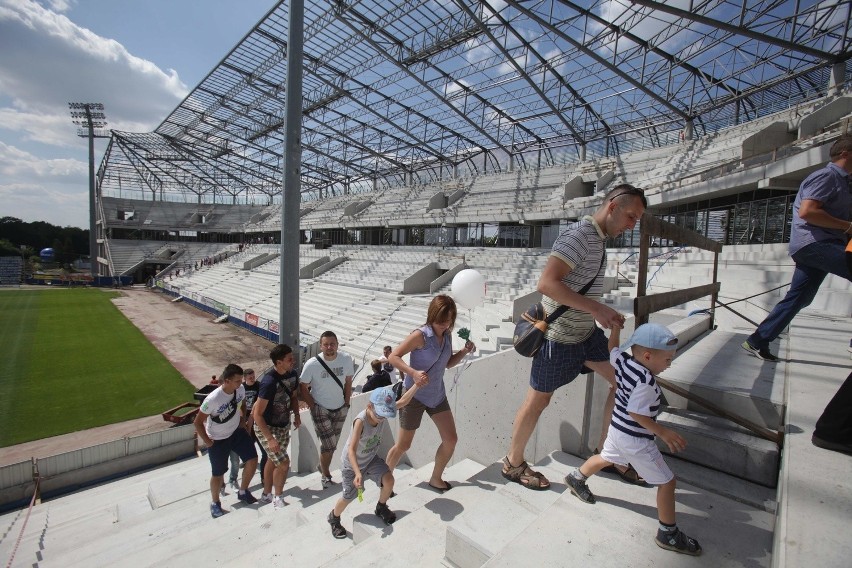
[501,456,550,490]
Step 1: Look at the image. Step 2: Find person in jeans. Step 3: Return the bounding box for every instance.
[743,134,852,361]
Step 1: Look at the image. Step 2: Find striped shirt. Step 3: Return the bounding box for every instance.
[542,217,606,344]
[609,347,662,440]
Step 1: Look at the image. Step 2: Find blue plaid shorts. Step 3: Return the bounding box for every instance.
[529,327,609,393]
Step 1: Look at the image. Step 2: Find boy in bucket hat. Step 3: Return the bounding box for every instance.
[327,378,425,539]
[564,323,702,556]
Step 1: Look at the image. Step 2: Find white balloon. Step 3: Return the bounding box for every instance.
[451,269,486,309]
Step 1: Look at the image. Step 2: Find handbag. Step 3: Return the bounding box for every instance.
[513,254,605,357]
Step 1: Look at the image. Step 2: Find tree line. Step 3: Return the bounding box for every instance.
[0,217,89,263]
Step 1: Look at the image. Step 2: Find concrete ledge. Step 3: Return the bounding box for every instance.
[660,331,785,431]
[658,409,780,487]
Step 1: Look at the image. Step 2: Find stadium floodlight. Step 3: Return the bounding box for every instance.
[68,102,111,281]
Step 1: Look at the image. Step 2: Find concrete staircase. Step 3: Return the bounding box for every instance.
[1,447,775,568]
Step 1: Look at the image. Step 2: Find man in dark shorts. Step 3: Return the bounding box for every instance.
[501,185,647,490]
[194,363,259,518]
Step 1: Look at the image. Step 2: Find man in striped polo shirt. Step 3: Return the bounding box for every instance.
[501,184,646,490]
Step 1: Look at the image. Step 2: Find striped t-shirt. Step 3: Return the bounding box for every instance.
[609,347,662,440]
[542,217,606,344]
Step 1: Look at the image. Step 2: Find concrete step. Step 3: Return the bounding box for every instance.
[659,330,785,431]
[657,409,780,487]
[444,451,569,568]
[324,458,487,567]
[481,454,775,567]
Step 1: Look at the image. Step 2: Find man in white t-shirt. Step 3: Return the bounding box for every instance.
[300,331,354,487]
[194,364,259,518]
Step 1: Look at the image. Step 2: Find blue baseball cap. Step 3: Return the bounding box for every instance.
[369,386,397,418]
[621,323,678,351]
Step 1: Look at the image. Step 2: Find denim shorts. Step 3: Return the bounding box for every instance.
[529,327,609,393]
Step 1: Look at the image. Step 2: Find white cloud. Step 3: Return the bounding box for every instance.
[0,0,190,227]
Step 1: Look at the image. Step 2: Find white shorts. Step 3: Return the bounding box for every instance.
[600,429,674,486]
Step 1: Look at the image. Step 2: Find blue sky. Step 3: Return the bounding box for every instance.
[0,0,274,229]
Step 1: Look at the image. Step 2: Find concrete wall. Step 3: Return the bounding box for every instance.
[742,122,796,159]
[288,349,593,475]
[402,262,442,294]
[299,256,329,278]
[798,95,852,138]
[312,256,348,277]
[0,426,197,511]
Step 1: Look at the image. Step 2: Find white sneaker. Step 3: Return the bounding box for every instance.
[259,493,273,504]
[321,476,331,488]
[219,485,227,497]
[229,479,239,491]
[272,495,286,509]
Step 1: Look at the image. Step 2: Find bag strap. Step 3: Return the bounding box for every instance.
[315,355,345,393]
[545,252,607,323]
[210,390,238,424]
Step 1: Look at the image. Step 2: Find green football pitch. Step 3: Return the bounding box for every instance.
[0,288,196,448]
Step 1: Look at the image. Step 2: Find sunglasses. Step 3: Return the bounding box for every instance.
[609,185,648,208]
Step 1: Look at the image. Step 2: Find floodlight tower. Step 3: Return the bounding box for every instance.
[69,102,109,281]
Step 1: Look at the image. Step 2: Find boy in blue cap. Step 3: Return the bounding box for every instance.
[565,323,702,556]
[327,378,424,539]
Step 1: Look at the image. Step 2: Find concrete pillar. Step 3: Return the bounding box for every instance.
[828,61,845,97]
[684,119,694,141]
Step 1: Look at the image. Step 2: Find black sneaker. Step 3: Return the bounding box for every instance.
[741,341,779,362]
[327,511,346,539]
[564,473,596,504]
[237,490,258,504]
[812,434,852,456]
[655,528,702,556]
[375,501,397,525]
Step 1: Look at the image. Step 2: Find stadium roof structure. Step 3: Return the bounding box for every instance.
[98,0,852,204]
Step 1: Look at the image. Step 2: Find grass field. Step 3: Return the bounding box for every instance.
[0,288,196,447]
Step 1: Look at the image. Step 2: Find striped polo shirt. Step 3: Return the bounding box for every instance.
[542,216,606,344]
[609,347,662,440]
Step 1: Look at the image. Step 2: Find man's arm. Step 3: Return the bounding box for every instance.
[799,199,852,233]
[289,390,301,429]
[344,375,353,406]
[193,410,213,447]
[299,382,316,409]
[537,256,624,330]
[252,398,282,454]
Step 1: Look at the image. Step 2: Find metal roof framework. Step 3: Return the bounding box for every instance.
[97,0,852,204]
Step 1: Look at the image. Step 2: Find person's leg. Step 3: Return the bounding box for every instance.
[379,470,395,503]
[428,410,458,489]
[319,451,334,478]
[813,371,852,452]
[332,496,352,517]
[657,478,676,525]
[749,245,834,349]
[386,428,416,470]
[263,459,276,495]
[273,460,290,495]
[578,454,613,478]
[228,451,239,485]
[583,359,616,452]
[240,458,257,491]
[506,387,553,467]
[210,476,224,503]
